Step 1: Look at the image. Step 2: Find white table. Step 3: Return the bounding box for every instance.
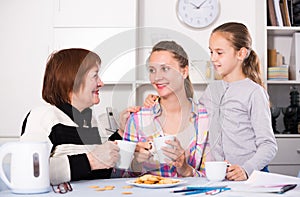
[1,177,300,197]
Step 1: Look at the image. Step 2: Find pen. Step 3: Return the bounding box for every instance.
[170,189,200,193]
[183,189,217,195]
[278,184,297,194]
[205,188,231,195]
[185,186,227,190]
[171,186,227,193]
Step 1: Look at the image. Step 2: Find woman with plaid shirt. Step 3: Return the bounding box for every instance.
[123,41,210,177]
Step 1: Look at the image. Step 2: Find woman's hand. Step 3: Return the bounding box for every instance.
[161,137,193,176]
[226,164,248,181]
[118,106,141,136]
[144,94,159,108]
[87,141,120,170]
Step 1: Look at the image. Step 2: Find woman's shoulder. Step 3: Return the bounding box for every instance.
[28,104,76,128]
[191,101,208,118]
[28,104,57,117]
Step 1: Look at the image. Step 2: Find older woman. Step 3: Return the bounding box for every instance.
[21,48,124,185]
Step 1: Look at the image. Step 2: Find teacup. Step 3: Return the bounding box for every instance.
[153,135,175,163]
[205,161,227,181]
[115,140,137,169]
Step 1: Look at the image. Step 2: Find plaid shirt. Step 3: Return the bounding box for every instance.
[123,100,209,177]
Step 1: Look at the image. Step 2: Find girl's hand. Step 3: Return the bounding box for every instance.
[144,94,159,108]
[226,164,248,181]
[134,141,153,163]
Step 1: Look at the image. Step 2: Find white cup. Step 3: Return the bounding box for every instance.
[205,161,227,181]
[153,135,175,163]
[115,140,137,169]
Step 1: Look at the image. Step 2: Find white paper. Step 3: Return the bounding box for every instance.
[246,171,300,187]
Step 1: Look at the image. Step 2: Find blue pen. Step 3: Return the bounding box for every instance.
[184,189,215,195]
[171,188,200,193]
[171,186,226,193]
[185,186,227,190]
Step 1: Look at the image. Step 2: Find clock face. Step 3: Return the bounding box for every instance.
[177,0,219,28]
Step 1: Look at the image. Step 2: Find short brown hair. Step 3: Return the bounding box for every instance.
[42,48,101,106]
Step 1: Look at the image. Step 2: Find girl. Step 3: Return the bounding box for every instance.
[123,41,210,177]
[144,22,278,181]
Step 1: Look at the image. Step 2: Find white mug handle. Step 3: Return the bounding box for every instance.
[0,143,14,189]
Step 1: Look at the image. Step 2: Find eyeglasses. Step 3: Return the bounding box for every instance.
[51,182,73,194]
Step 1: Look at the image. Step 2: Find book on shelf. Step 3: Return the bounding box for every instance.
[267,65,289,80]
[267,49,285,67]
[274,0,284,26]
[268,0,279,26]
[293,0,300,25]
[287,0,294,25]
[268,49,277,66]
[289,32,300,80]
[280,0,292,26]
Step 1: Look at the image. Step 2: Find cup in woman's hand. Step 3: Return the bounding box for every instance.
[153,135,175,163]
[115,140,137,169]
[205,161,227,181]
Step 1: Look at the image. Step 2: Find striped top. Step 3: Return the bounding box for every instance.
[123,100,210,177]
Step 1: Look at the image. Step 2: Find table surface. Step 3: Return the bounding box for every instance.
[1,177,300,197]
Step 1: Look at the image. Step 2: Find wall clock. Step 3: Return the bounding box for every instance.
[177,0,220,29]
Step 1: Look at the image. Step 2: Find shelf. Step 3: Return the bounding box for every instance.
[274,134,300,138]
[267,26,300,36]
[267,80,300,84]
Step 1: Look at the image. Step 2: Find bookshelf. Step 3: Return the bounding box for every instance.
[266,0,300,134]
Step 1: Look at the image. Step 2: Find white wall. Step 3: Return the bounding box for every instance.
[139,0,263,59]
[0,0,265,139]
[0,0,52,139]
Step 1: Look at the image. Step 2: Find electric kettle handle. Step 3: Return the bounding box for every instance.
[0,143,13,189]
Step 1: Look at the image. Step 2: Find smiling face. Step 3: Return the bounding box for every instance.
[148,50,187,99]
[209,32,245,82]
[71,64,103,111]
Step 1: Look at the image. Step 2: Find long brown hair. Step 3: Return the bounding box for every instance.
[150,40,194,98]
[212,22,264,87]
[42,48,101,106]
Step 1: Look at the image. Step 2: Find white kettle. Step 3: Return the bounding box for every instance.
[0,141,51,194]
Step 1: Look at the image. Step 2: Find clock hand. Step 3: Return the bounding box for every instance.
[190,2,199,9]
[197,0,208,9]
[190,0,208,9]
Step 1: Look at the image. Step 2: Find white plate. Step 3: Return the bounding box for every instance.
[126,179,187,188]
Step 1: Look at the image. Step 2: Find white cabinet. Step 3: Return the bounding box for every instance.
[52,0,138,120]
[53,0,136,27]
[269,135,300,176]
